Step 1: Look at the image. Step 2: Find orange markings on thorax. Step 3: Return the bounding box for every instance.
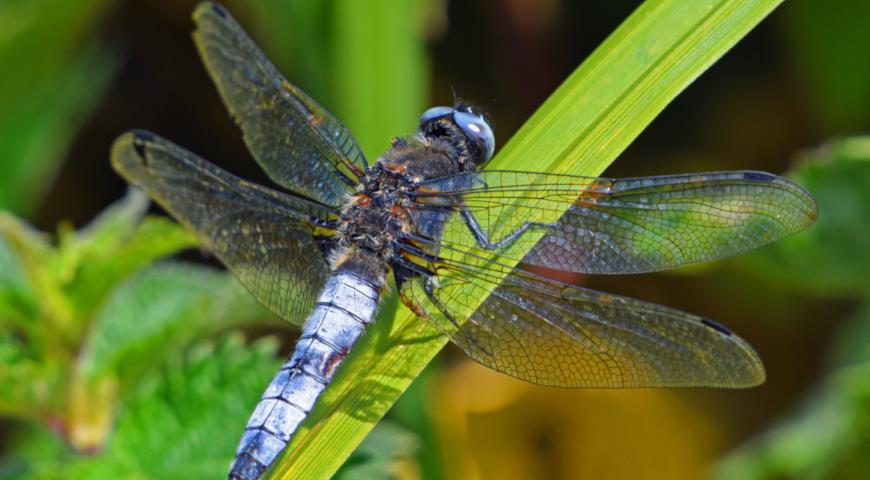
[381,162,408,174]
[390,204,412,222]
[354,193,372,207]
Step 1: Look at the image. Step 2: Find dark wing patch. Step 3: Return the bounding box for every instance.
[111,130,337,324]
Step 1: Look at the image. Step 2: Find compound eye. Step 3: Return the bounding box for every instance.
[420,106,454,123]
[453,111,495,162]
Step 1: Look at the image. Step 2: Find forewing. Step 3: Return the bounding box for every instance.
[111,130,337,324]
[410,170,818,274]
[399,255,764,388]
[192,2,366,207]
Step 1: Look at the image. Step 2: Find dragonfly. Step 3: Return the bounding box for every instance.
[111,3,818,480]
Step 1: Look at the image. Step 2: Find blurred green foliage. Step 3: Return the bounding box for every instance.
[784,0,870,131]
[718,138,870,479]
[336,420,421,480]
[741,137,870,296]
[330,0,428,158]
[0,0,117,216]
[241,1,330,101]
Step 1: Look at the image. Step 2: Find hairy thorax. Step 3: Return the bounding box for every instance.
[331,138,463,269]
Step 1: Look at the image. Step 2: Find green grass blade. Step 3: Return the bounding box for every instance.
[269,0,783,478]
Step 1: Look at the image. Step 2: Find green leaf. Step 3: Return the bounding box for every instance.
[270,0,785,478]
[26,335,284,480]
[0,333,63,418]
[1,191,199,355]
[0,236,38,333]
[79,262,278,387]
[58,190,199,320]
[0,190,250,453]
[65,262,280,452]
[0,211,67,339]
[738,136,870,296]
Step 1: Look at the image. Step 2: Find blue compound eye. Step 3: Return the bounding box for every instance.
[420,106,454,123]
[453,111,495,163]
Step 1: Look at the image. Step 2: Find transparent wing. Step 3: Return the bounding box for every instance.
[409,170,818,274]
[111,130,338,325]
[397,248,764,388]
[192,2,366,207]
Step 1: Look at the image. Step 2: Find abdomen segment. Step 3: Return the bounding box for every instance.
[229,267,381,480]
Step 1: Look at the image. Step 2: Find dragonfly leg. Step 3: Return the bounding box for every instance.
[422,277,463,330]
[421,276,493,356]
[461,208,555,250]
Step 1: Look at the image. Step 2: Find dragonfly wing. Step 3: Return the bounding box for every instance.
[111,130,337,325]
[192,2,366,207]
[398,254,764,388]
[410,170,818,274]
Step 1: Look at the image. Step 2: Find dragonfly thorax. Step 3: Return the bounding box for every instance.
[336,168,407,261]
[336,197,402,258]
[337,139,468,263]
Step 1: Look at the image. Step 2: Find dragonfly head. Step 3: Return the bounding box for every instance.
[419,103,495,167]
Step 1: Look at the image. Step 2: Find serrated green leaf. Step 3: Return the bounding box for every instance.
[59,191,199,320]
[79,262,278,387]
[63,262,280,452]
[60,189,150,258]
[1,192,199,351]
[41,335,284,480]
[0,333,63,418]
[271,0,786,478]
[64,214,199,318]
[0,188,260,455]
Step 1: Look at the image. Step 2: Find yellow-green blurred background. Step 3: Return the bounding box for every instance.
[2,1,870,479]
